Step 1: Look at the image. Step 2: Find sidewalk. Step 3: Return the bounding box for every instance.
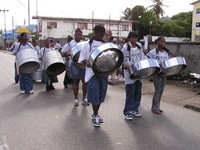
[109,77,200,113]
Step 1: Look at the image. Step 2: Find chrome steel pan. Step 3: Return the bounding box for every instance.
[129,59,160,79]
[43,50,65,76]
[33,60,43,81]
[89,43,123,76]
[160,56,187,76]
[71,41,86,69]
[16,48,40,74]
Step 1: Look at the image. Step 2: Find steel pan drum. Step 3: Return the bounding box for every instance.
[71,41,86,69]
[160,56,187,76]
[33,60,43,81]
[89,43,123,76]
[129,59,160,79]
[16,48,40,74]
[42,50,65,76]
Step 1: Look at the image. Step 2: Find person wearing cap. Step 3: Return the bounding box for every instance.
[78,24,107,127]
[61,28,89,107]
[122,31,146,121]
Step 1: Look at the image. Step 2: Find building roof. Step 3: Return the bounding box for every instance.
[32,15,134,23]
[191,0,200,5]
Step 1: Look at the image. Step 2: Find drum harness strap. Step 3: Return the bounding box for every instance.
[155,47,175,62]
[88,38,105,52]
[43,47,54,55]
[17,42,34,53]
[126,42,142,61]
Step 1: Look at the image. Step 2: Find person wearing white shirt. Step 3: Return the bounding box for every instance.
[54,40,61,50]
[147,36,169,115]
[39,39,58,91]
[122,31,146,120]
[13,32,35,94]
[78,24,107,127]
[62,28,89,107]
[32,39,40,55]
[61,36,73,88]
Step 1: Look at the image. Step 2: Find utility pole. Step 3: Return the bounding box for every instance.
[0,9,9,50]
[28,0,30,33]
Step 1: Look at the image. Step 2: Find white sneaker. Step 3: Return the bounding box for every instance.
[131,111,142,117]
[29,90,34,94]
[92,115,100,127]
[82,99,89,106]
[92,114,103,123]
[74,99,79,106]
[20,90,25,94]
[125,114,133,120]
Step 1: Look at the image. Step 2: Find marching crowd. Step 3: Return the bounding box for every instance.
[9,24,170,127]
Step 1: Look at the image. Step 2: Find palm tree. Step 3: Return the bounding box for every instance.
[147,0,168,19]
[121,8,132,20]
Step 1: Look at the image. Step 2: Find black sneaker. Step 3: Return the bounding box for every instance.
[50,85,55,90]
[46,85,52,91]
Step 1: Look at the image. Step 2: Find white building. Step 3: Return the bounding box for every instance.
[32,16,133,40]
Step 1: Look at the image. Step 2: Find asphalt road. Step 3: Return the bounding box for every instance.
[0,51,200,150]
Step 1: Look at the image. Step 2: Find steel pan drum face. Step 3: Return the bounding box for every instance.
[16,48,40,74]
[71,41,86,69]
[161,56,187,76]
[43,50,65,76]
[129,59,160,79]
[89,43,123,76]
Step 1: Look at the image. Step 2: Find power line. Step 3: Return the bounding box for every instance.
[15,0,27,9]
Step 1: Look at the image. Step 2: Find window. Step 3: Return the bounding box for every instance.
[77,23,87,29]
[47,22,57,29]
[196,8,200,14]
[196,22,200,27]
[122,25,129,31]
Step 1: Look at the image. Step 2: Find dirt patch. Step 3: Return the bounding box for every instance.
[142,78,200,109]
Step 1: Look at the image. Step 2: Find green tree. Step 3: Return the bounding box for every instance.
[147,0,168,19]
[121,8,132,20]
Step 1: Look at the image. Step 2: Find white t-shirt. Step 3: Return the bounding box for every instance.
[39,47,55,70]
[122,42,146,84]
[147,48,169,64]
[78,39,104,83]
[61,39,78,66]
[13,42,34,54]
[54,43,61,49]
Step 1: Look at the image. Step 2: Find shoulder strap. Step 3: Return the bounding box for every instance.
[43,48,46,55]
[17,43,22,52]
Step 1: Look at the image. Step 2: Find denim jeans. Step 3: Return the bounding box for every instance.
[152,73,167,112]
[123,80,142,115]
[19,72,33,92]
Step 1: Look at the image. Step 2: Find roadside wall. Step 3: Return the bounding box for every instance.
[147,42,200,75]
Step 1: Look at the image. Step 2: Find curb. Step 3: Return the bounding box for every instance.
[184,104,200,113]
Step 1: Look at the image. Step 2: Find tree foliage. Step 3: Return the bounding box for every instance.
[147,0,168,19]
[122,4,192,38]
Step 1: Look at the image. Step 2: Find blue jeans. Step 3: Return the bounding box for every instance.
[123,80,142,115]
[87,74,108,105]
[19,72,33,92]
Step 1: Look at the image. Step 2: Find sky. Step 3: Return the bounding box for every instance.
[0,0,195,31]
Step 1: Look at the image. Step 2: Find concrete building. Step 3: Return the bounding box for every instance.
[191,0,200,42]
[32,16,133,40]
